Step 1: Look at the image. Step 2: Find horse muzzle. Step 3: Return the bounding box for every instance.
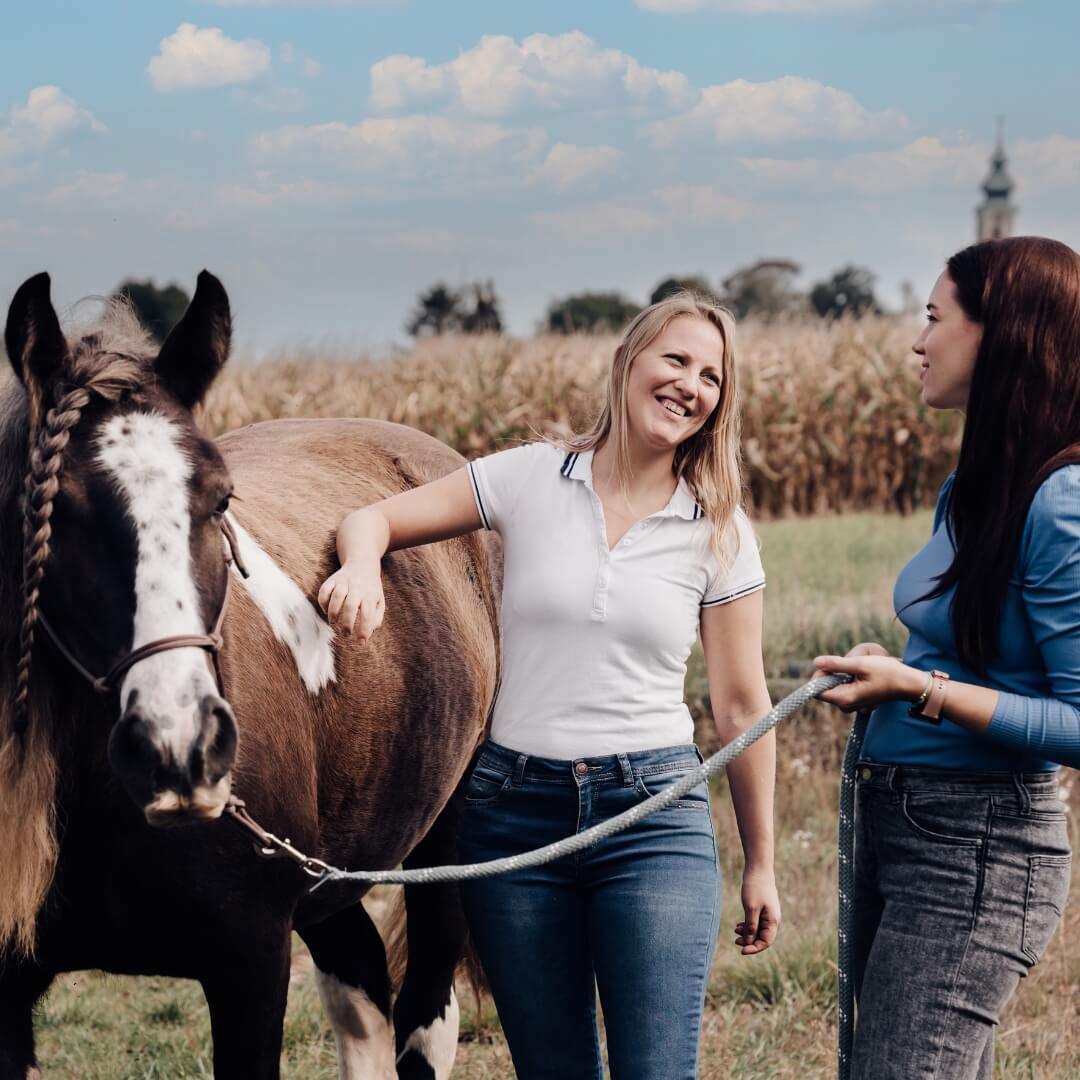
[108,693,239,825]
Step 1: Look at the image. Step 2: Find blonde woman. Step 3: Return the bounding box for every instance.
[319,295,778,1079]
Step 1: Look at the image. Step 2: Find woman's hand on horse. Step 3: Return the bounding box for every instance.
[813,643,925,712]
[317,562,385,642]
[734,867,781,955]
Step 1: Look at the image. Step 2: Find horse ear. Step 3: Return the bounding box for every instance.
[155,270,231,409]
[5,272,69,389]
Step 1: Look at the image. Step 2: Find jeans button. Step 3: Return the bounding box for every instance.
[575,762,589,776]
[860,767,872,781]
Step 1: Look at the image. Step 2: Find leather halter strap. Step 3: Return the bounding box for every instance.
[36,517,248,698]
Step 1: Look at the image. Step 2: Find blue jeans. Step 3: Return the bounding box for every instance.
[458,739,721,1080]
[853,762,1072,1079]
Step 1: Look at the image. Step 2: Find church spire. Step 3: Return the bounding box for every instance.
[977,117,1016,241]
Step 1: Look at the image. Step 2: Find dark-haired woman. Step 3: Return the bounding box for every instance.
[816,236,1079,1079]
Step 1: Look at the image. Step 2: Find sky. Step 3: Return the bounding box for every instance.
[2,0,1079,356]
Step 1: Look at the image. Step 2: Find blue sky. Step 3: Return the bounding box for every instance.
[2,0,1079,354]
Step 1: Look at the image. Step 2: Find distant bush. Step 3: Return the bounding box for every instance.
[114,280,190,342]
[544,292,640,334]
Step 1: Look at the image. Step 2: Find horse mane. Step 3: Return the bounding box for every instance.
[0,297,153,957]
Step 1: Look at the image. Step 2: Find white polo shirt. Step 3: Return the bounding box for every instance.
[467,442,765,759]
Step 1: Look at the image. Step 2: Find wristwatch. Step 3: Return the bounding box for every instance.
[908,669,951,724]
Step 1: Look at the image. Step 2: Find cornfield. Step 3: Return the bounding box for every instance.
[206,317,962,516]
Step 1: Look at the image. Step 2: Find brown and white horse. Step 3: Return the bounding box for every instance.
[0,271,500,1079]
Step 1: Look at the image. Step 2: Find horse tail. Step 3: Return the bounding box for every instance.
[382,885,408,993]
[382,882,488,1002]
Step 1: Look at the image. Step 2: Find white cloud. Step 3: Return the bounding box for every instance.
[739,137,985,194]
[0,85,105,160]
[531,184,757,238]
[45,171,129,204]
[254,114,542,176]
[1013,135,1080,190]
[216,176,365,209]
[148,24,272,92]
[653,184,756,224]
[647,76,907,146]
[533,204,662,239]
[637,0,1008,15]
[213,0,396,5]
[532,143,622,190]
[370,31,694,117]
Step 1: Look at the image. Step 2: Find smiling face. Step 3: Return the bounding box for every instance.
[912,272,983,411]
[624,315,725,453]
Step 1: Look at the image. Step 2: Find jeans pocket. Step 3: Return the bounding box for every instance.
[1021,853,1072,965]
[464,762,512,805]
[635,763,709,811]
[900,792,989,844]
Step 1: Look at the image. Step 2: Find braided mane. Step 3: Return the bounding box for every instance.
[0,297,150,957]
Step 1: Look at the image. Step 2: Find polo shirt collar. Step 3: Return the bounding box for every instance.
[558,449,704,521]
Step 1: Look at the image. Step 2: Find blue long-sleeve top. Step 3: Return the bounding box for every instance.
[862,466,1080,771]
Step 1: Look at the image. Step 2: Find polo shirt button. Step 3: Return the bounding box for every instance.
[575,762,589,776]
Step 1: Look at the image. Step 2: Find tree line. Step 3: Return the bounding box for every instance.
[112,260,884,344]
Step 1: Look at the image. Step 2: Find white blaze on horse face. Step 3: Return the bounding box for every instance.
[96,412,219,752]
[223,512,336,693]
[313,969,396,1080]
[398,987,460,1080]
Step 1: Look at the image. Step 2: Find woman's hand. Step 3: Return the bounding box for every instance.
[317,560,385,642]
[735,867,781,955]
[814,642,925,712]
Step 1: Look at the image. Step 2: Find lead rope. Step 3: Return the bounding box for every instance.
[225,672,859,1076]
[838,709,869,1080]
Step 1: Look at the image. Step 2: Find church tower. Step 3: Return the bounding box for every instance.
[976,118,1016,242]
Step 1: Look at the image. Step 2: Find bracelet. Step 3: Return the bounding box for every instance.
[909,669,951,724]
[910,670,934,711]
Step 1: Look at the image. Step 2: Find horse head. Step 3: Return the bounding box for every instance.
[4,271,239,825]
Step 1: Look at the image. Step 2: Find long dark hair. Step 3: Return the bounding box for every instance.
[929,236,1080,673]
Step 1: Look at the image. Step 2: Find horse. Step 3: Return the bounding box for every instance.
[0,271,501,1079]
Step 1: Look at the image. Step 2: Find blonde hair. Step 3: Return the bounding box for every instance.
[560,291,744,568]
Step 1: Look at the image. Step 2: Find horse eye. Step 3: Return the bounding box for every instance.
[213,495,231,518]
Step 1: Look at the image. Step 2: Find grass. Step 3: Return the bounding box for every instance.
[33,511,1080,1078]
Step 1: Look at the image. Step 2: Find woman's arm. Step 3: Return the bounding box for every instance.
[816,469,1080,768]
[700,591,780,955]
[318,467,482,640]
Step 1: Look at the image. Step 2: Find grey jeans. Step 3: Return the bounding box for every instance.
[853,762,1072,1080]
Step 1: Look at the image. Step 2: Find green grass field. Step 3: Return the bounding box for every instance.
[33,511,1080,1078]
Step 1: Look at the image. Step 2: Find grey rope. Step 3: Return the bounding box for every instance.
[309,674,850,889]
[306,672,859,1077]
[837,709,869,1080]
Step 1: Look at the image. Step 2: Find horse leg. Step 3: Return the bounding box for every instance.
[200,927,292,1080]
[298,903,396,1079]
[393,806,465,1080]
[0,966,52,1080]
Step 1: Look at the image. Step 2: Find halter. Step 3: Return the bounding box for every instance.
[35,512,248,701]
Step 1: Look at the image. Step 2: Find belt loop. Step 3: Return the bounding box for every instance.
[616,753,634,786]
[1012,772,1030,815]
[513,754,528,787]
[886,765,901,793]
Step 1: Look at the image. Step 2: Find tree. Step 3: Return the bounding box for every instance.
[406,283,461,337]
[648,275,717,305]
[405,280,505,337]
[544,292,640,334]
[460,280,503,334]
[719,259,804,320]
[114,279,190,342]
[810,265,881,319]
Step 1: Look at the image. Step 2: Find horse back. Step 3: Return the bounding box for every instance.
[215,418,500,872]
